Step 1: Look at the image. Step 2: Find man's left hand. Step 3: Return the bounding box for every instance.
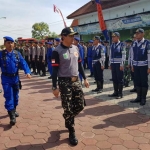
[84,79,89,88]
[26,74,32,79]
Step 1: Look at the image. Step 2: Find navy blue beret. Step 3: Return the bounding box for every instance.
[47,42,53,45]
[3,36,14,42]
[74,37,80,42]
[55,38,61,42]
[89,40,93,43]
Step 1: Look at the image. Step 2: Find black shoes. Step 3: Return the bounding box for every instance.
[40,74,46,77]
[48,76,52,79]
[8,109,16,126]
[108,92,118,97]
[130,98,141,103]
[130,88,137,92]
[68,127,78,146]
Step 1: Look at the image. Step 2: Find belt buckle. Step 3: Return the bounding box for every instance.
[71,77,77,82]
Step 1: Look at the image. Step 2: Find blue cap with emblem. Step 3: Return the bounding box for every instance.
[135,28,144,33]
[55,38,61,42]
[47,42,53,45]
[74,37,80,42]
[89,40,93,43]
[3,36,14,42]
[112,32,120,37]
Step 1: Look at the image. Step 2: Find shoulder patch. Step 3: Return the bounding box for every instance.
[74,52,78,57]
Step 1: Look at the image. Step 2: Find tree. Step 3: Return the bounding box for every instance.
[32,22,51,39]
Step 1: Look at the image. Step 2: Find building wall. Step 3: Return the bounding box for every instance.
[77,0,150,25]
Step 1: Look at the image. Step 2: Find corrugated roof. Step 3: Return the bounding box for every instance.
[67,0,139,19]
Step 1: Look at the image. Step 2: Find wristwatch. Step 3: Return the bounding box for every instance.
[52,87,57,90]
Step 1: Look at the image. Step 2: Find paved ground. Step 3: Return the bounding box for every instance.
[0,69,150,150]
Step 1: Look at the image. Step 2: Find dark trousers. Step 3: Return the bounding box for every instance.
[93,61,103,82]
[111,63,123,85]
[39,56,46,75]
[25,56,30,67]
[134,66,148,88]
[84,57,88,69]
[32,55,38,73]
[131,70,136,88]
[58,78,85,128]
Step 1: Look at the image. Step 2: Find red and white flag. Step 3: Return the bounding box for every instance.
[53,4,67,28]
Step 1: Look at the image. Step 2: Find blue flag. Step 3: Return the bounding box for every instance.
[95,0,101,4]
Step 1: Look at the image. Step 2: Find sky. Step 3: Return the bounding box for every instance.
[0,0,89,40]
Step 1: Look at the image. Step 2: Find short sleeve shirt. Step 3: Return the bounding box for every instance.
[51,44,81,77]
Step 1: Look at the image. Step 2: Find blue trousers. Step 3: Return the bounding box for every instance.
[93,62,103,81]
[111,63,123,85]
[2,82,19,111]
[88,57,93,74]
[134,66,148,88]
[79,61,84,82]
[48,62,53,75]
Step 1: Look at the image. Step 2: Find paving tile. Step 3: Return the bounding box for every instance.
[119,134,134,141]
[23,130,36,136]
[82,138,97,145]
[81,132,95,138]
[111,145,128,150]
[139,144,150,150]
[108,137,123,145]
[134,137,149,144]
[129,130,144,137]
[5,139,21,148]
[20,136,34,143]
[9,133,23,140]
[33,133,47,139]
[96,141,112,149]
[83,146,99,150]
[0,136,10,144]
[105,131,119,137]
[123,140,139,149]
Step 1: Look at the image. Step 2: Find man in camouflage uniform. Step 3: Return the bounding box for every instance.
[51,27,89,146]
[123,39,132,87]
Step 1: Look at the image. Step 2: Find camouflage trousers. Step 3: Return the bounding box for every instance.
[58,78,85,128]
[124,66,131,87]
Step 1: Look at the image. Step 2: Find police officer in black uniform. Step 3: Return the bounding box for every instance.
[51,27,89,146]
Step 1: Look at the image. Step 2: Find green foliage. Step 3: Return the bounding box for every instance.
[32,22,58,39]
[145,29,150,40]
[32,22,50,39]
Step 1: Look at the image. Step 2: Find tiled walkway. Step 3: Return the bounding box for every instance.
[0,70,150,150]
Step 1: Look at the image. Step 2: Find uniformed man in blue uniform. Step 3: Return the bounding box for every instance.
[87,40,94,77]
[47,42,54,79]
[73,37,84,84]
[54,38,61,47]
[130,28,150,106]
[0,36,31,125]
[108,32,126,99]
[92,36,105,93]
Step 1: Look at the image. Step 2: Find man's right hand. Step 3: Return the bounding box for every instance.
[131,67,134,72]
[53,89,60,98]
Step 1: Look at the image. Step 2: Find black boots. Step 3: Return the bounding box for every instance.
[108,83,118,97]
[14,106,19,117]
[92,81,99,92]
[116,84,123,99]
[97,81,103,93]
[92,81,103,93]
[130,87,141,103]
[68,127,78,146]
[140,87,148,106]
[8,109,16,126]
[130,88,137,92]
[88,73,93,77]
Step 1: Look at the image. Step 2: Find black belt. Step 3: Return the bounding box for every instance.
[2,72,18,77]
[58,76,78,82]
